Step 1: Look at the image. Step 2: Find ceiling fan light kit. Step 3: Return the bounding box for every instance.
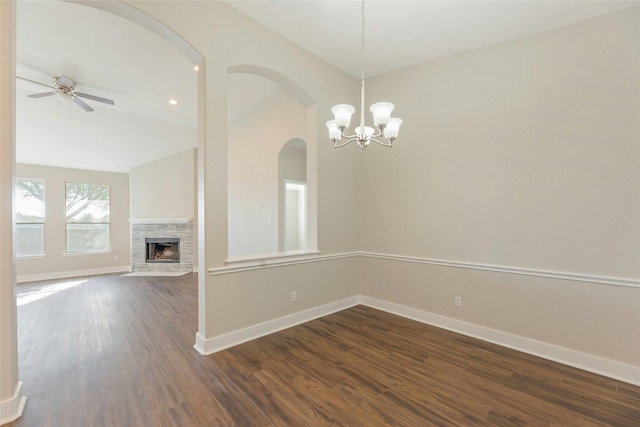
[327,0,402,153]
[17,74,115,112]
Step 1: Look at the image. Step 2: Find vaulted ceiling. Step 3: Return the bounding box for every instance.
[15,0,637,173]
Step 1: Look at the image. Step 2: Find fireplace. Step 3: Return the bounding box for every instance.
[131,220,193,272]
[146,238,180,263]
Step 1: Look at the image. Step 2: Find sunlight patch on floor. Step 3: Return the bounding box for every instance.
[17,279,88,305]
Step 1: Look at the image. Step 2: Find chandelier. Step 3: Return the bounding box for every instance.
[326,0,402,153]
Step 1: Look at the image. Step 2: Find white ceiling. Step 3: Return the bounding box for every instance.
[17,0,198,173]
[15,0,638,173]
[226,0,638,78]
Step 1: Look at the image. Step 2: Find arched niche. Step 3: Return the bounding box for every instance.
[226,66,317,259]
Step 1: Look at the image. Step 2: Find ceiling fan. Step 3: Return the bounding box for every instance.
[17,75,115,112]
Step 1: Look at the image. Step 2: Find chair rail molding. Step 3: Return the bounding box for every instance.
[359,252,639,288]
[209,250,639,288]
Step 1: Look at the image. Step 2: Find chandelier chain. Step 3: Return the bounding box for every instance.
[361,0,366,84]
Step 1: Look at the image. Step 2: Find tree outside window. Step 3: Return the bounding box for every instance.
[66,182,110,253]
[15,178,46,256]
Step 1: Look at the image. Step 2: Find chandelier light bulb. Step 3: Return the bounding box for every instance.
[326,120,342,141]
[331,104,355,129]
[369,102,394,127]
[355,126,375,138]
[383,118,403,140]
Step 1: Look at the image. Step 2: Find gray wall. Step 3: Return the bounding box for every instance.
[15,164,130,282]
[130,148,196,220]
[360,7,640,366]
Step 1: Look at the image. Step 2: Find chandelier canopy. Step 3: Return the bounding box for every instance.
[326,0,402,153]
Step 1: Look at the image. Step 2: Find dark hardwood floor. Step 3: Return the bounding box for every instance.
[7,273,640,426]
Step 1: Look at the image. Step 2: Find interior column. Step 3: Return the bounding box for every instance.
[0,1,26,424]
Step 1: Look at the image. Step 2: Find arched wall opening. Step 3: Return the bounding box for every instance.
[226,66,317,261]
[2,3,207,422]
[63,0,207,335]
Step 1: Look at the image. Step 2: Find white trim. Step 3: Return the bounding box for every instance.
[225,250,320,266]
[15,253,47,260]
[209,251,355,275]
[360,296,640,387]
[17,265,130,283]
[359,252,639,288]
[129,218,192,224]
[208,251,638,287]
[194,332,207,355]
[0,381,27,424]
[193,296,360,354]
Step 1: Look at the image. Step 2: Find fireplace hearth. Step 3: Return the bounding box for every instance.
[146,238,180,263]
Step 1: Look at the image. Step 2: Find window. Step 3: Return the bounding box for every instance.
[66,182,110,253]
[15,178,46,256]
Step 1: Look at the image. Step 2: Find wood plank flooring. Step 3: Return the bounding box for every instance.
[7,273,640,426]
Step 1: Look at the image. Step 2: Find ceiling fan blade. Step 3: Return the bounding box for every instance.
[28,91,57,98]
[72,96,94,112]
[76,92,115,106]
[17,76,56,89]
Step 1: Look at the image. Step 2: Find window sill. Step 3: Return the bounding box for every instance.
[212,250,322,274]
[16,254,47,260]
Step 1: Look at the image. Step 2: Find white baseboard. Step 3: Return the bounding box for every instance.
[0,381,26,424]
[193,294,640,386]
[360,296,640,387]
[194,332,208,355]
[17,265,131,283]
[193,296,361,355]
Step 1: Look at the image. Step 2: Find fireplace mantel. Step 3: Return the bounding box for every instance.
[129,218,192,224]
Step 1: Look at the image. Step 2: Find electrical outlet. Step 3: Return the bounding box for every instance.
[454,296,462,307]
[291,291,297,302]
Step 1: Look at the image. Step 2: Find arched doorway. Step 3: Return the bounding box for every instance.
[226,66,317,261]
[1,2,206,422]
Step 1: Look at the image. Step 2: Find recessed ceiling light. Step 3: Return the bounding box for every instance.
[193,65,199,72]
[169,99,179,106]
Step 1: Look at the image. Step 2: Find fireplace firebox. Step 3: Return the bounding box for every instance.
[146,238,180,263]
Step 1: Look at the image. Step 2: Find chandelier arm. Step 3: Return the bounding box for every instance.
[370,127,383,138]
[341,131,359,139]
[370,137,393,148]
[334,137,360,149]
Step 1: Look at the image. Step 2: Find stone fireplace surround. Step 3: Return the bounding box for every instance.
[130,218,193,272]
